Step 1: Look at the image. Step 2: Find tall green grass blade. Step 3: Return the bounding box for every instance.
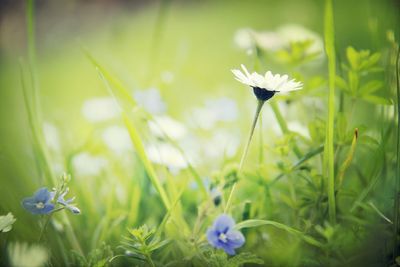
[85,50,207,199]
[96,70,171,209]
[393,46,400,260]
[324,0,337,224]
[122,113,171,209]
[234,219,323,248]
[336,128,358,188]
[24,1,83,256]
[83,49,137,108]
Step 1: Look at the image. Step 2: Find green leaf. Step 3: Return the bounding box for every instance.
[335,76,349,91]
[148,239,171,252]
[346,46,359,70]
[234,219,323,247]
[0,212,16,233]
[359,80,383,96]
[227,252,264,267]
[361,95,393,105]
[360,52,381,71]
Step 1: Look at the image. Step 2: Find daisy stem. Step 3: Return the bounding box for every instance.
[225,99,265,213]
[239,99,265,171]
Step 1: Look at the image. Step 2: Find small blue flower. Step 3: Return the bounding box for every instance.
[207,214,245,255]
[57,189,80,214]
[22,188,55,215]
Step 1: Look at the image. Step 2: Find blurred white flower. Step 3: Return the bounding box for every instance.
[146,143,187,171]
[234,28,284,51]
[277,24,323,54]
[72,152,107,176]
[148,115,187,140]
[233,28,255,50]
[288,121,310,138]
[82,97,120,123]
[8,242,48,267]
[161,71,174,84]
[191,98,238,130]
[205,98,238,122]
[102,125,133,154]
[232,64,302,101]
[234,24,323,55]
[134,88,166,115]
[203,130,240,159]
[42,122,61,151]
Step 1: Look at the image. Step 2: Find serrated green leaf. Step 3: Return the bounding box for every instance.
[346,46,359,70]
[0,213,16,233]
[228,252,264,267]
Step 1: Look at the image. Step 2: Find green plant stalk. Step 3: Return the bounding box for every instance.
[234,219,323,248]
[147,0,171,84]
[19,62,53,184]
[393,46,400,260]
[27,0,35,65]
[324,0,336,224]
[96,70,171,209]
[336,128,358,188]
[87,50,207,198]
[25,0,83,255]
[225,99,265,213]
[123,113,171,210]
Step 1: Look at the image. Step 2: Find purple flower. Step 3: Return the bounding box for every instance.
[22,188,55,215]
[57,189,81,214]
[206,214,245,255]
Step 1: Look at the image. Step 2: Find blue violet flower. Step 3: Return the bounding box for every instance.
[207,214,245,255]
[22,188,55,215]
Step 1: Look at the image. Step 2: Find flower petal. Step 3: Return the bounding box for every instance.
[226,229,245,248]
[41,203,55,214]
[213,214,235,233]
[34,188,52,203]
[220,243,236,255]
[207,228,220,247]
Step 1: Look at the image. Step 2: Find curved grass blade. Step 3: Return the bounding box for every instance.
[234,219,323,248]
[96,70,171,209]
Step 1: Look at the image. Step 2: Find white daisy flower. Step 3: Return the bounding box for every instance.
[232,64,302,101]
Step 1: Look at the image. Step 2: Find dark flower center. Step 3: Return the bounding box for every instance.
[252,87,276,101]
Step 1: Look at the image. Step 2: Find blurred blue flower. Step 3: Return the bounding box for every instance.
[207,214,245,255]
[22,188,55,215]
[57,189,81,214]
